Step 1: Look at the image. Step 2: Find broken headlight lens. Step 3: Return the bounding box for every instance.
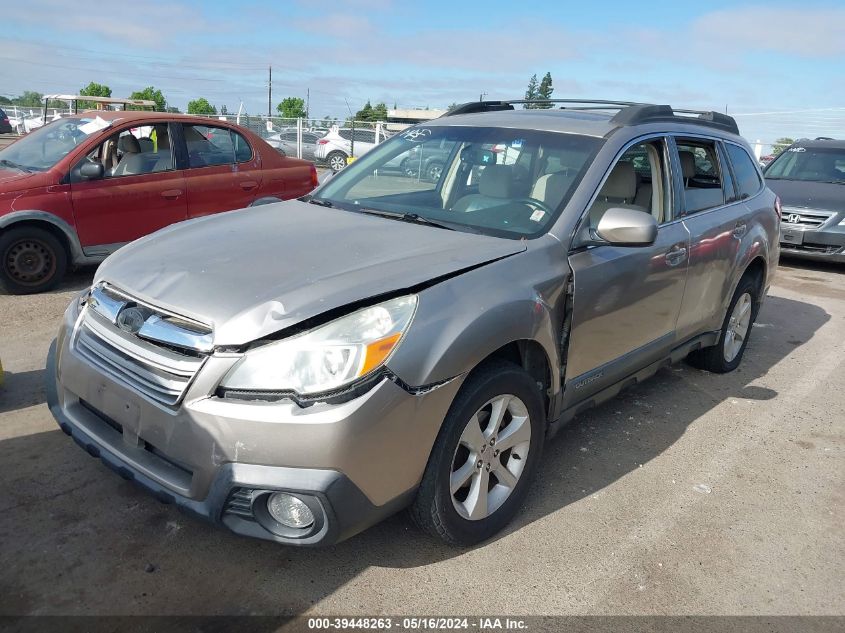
[220,295,418,396]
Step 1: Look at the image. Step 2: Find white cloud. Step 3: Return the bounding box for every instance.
[691,6,845,57]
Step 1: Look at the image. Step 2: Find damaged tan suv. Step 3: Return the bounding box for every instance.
[48,100,779,546]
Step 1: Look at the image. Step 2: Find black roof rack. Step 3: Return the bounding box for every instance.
[442,99,740,135]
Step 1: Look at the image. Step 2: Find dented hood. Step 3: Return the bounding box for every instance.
[95,200,525,346]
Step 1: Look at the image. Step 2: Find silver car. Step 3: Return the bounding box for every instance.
[764,138,845,263]
[47,100,780,546]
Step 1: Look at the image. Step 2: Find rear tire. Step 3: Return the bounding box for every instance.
[326,151,348,173]
[0,226,68,295]
[687,274,760,373]
[409,361,545,546]
[425,161,443,182]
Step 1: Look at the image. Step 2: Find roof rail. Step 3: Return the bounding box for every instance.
[442,99,740,135]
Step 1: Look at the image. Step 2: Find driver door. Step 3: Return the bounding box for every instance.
[69,122,187,249]
[564,137,690,404]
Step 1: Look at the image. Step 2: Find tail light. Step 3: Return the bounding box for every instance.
[774,195,782,220]
[317,139,329,145]
[309,164,318,189]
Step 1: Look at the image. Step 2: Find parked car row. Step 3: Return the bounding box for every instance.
[43,99,783,548]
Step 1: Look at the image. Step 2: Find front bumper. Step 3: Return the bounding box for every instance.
[779,217,845,264]
[47,298,462,545]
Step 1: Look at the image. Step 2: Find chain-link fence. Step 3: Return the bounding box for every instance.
[196,115,407,169]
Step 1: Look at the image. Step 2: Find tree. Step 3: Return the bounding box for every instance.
[220,104,228,115]
[276,96,306,119]
[524,74,539,108]
[0,96,12,105]
[14,91,44,107]
[536,72,553,109]
[79,82,112,109]
[354,100,388,122]
[129,86,166,111]
[355,100,373,121]
[772,137,794,156]
[187,97,217,115]
[320,115,338,128]
[446,102,459,112]
[165,106,181,114]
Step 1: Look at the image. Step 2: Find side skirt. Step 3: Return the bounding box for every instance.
[547,330,719,439]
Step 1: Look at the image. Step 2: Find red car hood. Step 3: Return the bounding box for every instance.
[0,168,45,191]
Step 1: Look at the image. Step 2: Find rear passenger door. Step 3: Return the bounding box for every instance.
[672,136,750,340]
[565,137,690,403]
[177,123,262,218]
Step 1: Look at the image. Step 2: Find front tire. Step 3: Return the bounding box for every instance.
[688,274,760,373]
[410,361,545,546]
[0,226,68,295]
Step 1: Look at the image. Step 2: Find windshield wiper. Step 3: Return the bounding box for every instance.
[0,159,31,173]
[357,208,459,231]
[304,196,334,208]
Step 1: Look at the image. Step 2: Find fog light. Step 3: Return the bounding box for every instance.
[267,492,314,529]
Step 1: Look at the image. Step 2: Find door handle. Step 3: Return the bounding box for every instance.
[239,180,258,191]
[161,189,183,200]
[733,223,747,238]
[665,245,687,267]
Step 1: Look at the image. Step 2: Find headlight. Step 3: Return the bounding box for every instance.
[220,295,417,395]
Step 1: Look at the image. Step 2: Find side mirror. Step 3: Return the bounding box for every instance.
[80,161,105,180]
[595,207,658,246]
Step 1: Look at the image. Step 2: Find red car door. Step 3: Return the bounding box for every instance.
[70,122,187,247]
[179,123,262,218]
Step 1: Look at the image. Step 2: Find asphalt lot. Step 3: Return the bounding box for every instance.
[0,258,842,616]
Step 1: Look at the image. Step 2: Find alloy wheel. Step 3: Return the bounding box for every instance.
[329,154,347,172]
[723,292,752,362]
[450,394,531,521]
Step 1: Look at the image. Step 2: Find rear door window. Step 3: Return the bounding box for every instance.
[725,143,762,200]
[183,124,252,168]
[674,139,727,214]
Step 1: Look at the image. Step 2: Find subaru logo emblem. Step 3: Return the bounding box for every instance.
[116,306,148,334]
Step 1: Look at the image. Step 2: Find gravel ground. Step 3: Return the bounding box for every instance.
[0,258,842,616]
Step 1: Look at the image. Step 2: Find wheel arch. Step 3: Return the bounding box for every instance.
[466,340,554,422]
[0,211,83,265]
[722,253,768,318]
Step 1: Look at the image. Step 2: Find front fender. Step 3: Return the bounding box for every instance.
[0,210,86,263]
[387,244,569,390]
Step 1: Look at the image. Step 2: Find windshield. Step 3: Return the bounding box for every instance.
[0,116,110,172]
[316,125,601,238]
[765,145,845,183]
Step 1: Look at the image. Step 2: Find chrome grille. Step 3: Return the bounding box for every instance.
[782,207,833,228]
[74,310,207,406]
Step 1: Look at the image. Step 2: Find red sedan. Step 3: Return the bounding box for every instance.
[0,111,317,293]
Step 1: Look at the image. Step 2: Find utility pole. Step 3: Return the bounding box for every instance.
[306,88,310,120]
[479,91,488,102]
[268,65,272,119]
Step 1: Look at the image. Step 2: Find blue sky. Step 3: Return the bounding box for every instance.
[2,0,844,145]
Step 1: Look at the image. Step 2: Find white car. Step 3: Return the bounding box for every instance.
[315,126,390,172]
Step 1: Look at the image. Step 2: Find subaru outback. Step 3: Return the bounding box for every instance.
[47,100,780,546]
